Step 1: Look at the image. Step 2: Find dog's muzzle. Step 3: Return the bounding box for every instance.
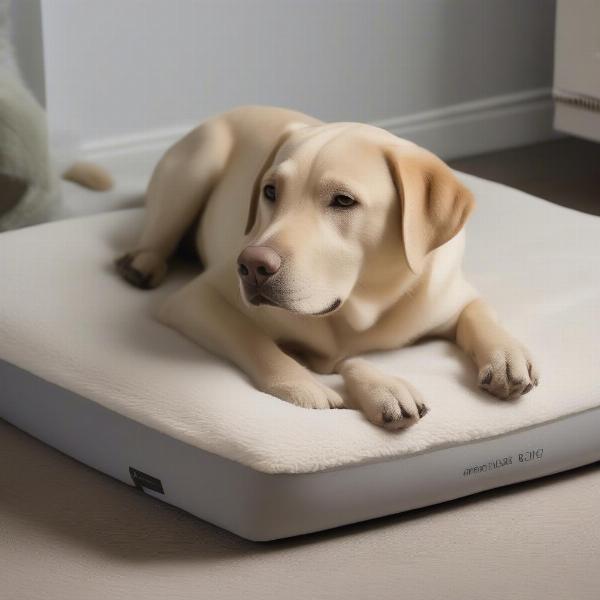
[237,245,282,305]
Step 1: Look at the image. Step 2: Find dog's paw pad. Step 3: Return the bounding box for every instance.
[478,348,539,400]
[367,378,425,431]
[115,251,167,289]
[480,369,493,386]
[115,253,151,289]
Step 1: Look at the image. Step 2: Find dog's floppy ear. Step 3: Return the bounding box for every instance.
[245,125,301,235]
[384,145,475,273]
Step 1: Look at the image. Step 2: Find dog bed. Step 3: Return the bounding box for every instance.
[1,173,599,541]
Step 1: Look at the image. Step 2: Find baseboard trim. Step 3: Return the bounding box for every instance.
[81,124,193,160]
[82,88,558,162]
[377,88,558,159]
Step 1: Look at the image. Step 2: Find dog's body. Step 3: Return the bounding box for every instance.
[117,106,538,429]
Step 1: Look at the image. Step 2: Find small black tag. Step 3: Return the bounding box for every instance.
[129,467,164,494]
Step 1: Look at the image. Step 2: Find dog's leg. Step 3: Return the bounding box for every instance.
[116,119,233,289]
[339,358,428,430]
[158,275,344,409]
[455,299,539,400]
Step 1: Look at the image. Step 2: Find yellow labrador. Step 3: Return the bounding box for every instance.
[116,106,539,429]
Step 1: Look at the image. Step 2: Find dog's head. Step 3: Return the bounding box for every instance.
[237,123,474,318]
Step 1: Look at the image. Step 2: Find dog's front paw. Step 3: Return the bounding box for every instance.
[115,250,167,289]
[362,377,428,430]
[478,345,539,400]
[343,368,428,430]
[263,378,344,410]
[340,359,428,430]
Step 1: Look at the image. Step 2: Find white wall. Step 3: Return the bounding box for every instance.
[9,0,45,104]
[40,0,557,159]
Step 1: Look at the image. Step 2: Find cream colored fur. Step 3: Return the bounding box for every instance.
[0,0,112,231]
[0,0,56,230]
[117,106,539,429]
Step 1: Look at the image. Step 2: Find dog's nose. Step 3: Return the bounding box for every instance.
[237,246,282,286]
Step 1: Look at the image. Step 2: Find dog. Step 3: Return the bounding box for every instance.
[116,106,539,429]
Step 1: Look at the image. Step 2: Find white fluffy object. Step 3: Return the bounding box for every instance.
[0,174,599,474]
[0,0,60,231]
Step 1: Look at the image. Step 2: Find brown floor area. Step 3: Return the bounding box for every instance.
[449,136,600,216]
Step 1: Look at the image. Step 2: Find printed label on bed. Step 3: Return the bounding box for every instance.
[462,448,544,477]
[129,467,164,494]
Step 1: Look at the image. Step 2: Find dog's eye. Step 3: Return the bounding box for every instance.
[330,194,357,208]
[263,184,277,202]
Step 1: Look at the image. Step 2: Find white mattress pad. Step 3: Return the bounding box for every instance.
[1,174,599,476]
